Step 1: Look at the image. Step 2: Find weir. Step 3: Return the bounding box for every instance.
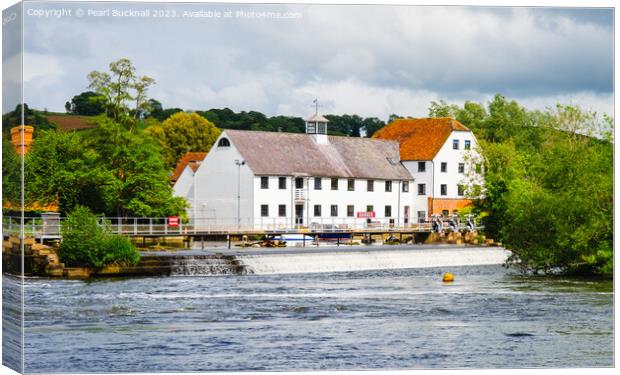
[238,247,511,275]
[168,254,246,276]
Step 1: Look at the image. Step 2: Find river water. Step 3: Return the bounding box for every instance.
[5,265,614,372]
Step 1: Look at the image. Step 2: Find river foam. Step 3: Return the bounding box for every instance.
[238,247,511,275]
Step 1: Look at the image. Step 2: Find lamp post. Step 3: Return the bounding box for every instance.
[234,159,245,230]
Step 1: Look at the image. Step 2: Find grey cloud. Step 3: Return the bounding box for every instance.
[14,2,613,119]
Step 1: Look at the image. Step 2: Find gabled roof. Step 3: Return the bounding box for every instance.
[372,117,470,161]
[171,152,207,182]
[224,129,412,180]
[305,113,329,122]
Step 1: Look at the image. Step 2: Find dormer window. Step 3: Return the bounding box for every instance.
[218,138,230,147]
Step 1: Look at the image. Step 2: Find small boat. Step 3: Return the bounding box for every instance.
[271,234,315,246]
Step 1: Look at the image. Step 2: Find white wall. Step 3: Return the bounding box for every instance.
[401,130,484,220]
[432,130,483,198]
[252,176,416,229]
[185,132,255,229]
[402,160,432,222]
[172,166,194,198]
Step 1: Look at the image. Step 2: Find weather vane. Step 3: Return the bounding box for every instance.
[312,98,320,115]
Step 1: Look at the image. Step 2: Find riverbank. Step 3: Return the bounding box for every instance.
[3,243,510,278]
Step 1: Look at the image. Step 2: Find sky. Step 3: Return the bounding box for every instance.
[2,1,614,121]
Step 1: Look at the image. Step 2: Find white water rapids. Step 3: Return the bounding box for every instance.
[238,247,511,275]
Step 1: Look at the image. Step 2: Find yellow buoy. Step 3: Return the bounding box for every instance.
[442,272,455,282]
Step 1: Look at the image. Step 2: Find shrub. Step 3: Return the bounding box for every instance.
[60,206,140,268]
[100,235,140,267]
[60,206,105,267]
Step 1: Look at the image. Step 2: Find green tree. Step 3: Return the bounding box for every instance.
[428,99,460,118]
[362,117,385,137]
[91,118,187,217]
[68,91,106,116]
[146,112,221,169]
[2,137,21,204]
[24,130,110,215]
[87,58,155,131]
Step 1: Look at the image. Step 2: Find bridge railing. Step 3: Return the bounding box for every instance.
[2,216,437,238]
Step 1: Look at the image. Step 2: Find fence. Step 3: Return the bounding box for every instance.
[2,216,435,238]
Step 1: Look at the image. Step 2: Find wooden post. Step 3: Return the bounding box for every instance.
[227,234,231,249]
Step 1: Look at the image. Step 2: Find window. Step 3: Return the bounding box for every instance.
[217,138,230,147]
[314,205,322,217]
[295,177,304,189]
[458,163,465,174]
[417,211,426,223]
[314,177,322,190]
[278,177,286,190]
[385,181,392,192]
[347,179,355,191]
[331,178,338,190]
[330,205,338,217]
[366,205,374,212]
[441,184,448,196]
[367,180,374,192]
[261,205,269,217]
[417,183,426,195]
[418,161,426,172]
[260,176,269,189]
[384,205,392,217]
[465,140,471,150]
[278,204,286,217]
[453,139,459,150]
[458,185,465,196]
[402,181,409,192]
[441,162,447,173]
[347,205,354,217]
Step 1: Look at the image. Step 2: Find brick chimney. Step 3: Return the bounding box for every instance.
[10,125,34,155]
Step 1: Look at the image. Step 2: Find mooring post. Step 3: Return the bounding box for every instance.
[337,236,340,247]
[201,236,205,250]
[303,235,306,248]
[227,234,231,249]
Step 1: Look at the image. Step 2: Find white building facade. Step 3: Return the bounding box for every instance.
[173,115,483,230]
[179,114,417,231]
[373,118,484,218]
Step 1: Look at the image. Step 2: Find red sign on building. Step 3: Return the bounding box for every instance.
[168,216,180,227]
[356,211,376,219]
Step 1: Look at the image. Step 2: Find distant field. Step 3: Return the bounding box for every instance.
[46,113,97,131]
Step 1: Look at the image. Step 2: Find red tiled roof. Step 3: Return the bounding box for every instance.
[372,117,470,161]
[170,152,207,182]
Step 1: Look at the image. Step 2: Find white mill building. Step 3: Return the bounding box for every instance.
[179,113,418,231]
[173,110,482,231]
